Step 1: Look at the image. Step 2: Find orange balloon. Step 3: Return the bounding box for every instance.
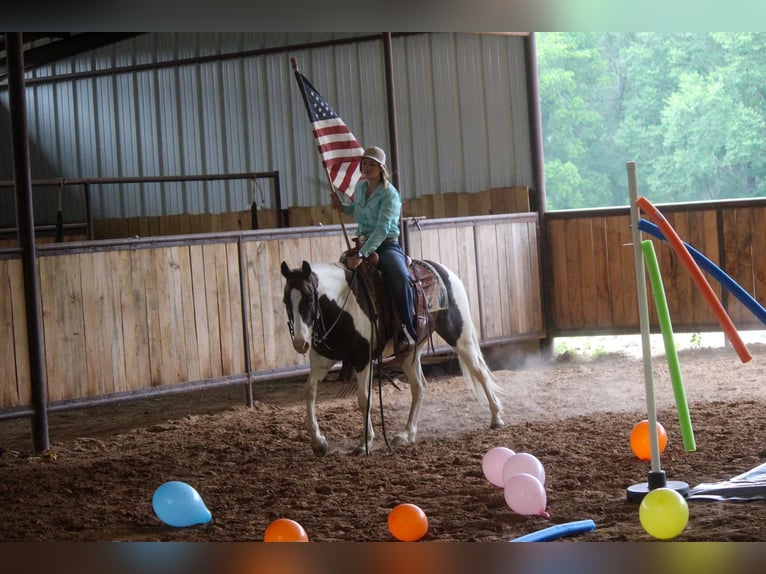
[263,518,309,542]
[387,503,428,542]
[630,420,667,461]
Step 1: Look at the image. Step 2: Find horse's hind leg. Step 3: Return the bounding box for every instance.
[352,363,375,455]
[392,350,425,447]
[455,333,505,429]
[305,354,335,457]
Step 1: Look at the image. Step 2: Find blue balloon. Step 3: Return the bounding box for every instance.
[152,481,212,527]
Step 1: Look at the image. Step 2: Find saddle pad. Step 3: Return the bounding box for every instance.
[411,260,449,312]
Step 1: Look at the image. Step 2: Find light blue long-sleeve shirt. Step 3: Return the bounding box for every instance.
[340,180,401,257]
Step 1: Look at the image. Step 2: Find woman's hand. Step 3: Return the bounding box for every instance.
[346,254,364,269]
[330,192,342,211]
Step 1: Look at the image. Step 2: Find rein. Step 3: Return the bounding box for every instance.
[310,268,356,350]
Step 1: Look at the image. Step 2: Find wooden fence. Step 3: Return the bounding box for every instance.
[0,212,543,413]
[544,199,766,336]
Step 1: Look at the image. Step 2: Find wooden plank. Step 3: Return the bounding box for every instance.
[431,193,446,218]
[577,218,598,329]
[189,244,212,379]
[248,239,283,371]
[310,233,345,264]
[125,249,152,392]
[563,219,585,329]
[731,207,755,325]
[177,245,201,383]
[143,248,164,385]
[107,250,131,394]
[436,227,459,274]
[522,220,543,332]
[278,237,312,368]
[504,187,530,213]
[202,243,224,378]
[489,188,506,215]
[407,223,424,260]
[110,218,129,239]
[79,252,110,398]
[454,225,480,329]
[10,259,30,405]
[177,213,192,235]
[456,193,472,218]
[225,242,245,374]
[751,207,766,318]
[591,217,611,328]
[165,246,189,382]
[494,223,513,335]
[417,228,440,262]
[475,225,502,338]
[674,212,699,325]
[0,259,19,408]
[39,253,87,401]
[138,216,150,238]
[516,221,538,333]
[243,241,266,372]
[442,193,458,219]
[604,215,631,328]
[546,218,570,331]
[689,210,723,324]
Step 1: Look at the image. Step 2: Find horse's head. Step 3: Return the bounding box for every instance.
[281,260,318,354]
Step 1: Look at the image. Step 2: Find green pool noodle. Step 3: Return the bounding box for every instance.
[642,240,696,452]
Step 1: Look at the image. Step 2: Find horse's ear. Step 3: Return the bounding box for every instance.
[301,260,312,278]
[280,261,291,278]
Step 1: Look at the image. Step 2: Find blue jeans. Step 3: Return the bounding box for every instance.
[375,239,416,339]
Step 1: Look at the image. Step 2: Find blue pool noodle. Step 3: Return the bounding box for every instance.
[638,219,766,326]
[511,519,596,542]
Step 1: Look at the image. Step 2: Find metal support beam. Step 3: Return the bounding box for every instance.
[6,32,49,452]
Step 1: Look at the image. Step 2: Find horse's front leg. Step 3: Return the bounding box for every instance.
[305,353,335,457]
[393,351,425,447]
[352,363,375,455]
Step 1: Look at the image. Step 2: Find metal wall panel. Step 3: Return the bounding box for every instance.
[0,32,534,224]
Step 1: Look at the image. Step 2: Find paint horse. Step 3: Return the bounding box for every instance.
[280,258,505,456]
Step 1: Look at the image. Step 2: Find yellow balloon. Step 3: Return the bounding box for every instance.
[639,488,689,540]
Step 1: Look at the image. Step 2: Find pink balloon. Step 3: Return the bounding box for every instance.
[501,452,546,486]
[504,473,549,517]
[482,447,515,487]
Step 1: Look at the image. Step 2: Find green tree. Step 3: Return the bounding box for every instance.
[538,32,766,208]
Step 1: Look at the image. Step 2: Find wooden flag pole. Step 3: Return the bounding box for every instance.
[291,57,352,251]
[324,169,353,251]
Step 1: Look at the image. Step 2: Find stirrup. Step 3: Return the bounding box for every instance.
[397,323,415,353]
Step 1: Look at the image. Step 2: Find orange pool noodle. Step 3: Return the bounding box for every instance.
[636,197,751,363]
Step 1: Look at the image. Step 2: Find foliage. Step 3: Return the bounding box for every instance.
[537,33,766,209]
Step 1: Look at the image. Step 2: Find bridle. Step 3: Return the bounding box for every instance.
[286,268,355,351]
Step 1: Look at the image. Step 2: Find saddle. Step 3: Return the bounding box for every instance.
[340,239,447,359]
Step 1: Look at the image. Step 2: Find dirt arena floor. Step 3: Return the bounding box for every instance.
[2,339,766,542]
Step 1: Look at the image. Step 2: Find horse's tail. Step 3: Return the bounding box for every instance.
[455,318,506,408]
[433,263,506,413]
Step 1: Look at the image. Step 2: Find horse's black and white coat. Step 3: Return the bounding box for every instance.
[281,259,505,456]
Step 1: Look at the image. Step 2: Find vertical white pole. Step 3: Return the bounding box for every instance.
[627,161,662,472]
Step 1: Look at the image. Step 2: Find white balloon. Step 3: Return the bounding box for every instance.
[502,452,545,486]
[481,447,515,487]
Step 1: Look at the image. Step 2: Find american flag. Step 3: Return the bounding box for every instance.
[293,70,364,197]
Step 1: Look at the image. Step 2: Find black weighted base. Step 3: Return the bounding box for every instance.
[627,471,689,502]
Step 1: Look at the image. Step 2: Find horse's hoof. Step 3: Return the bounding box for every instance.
[392,433,412,447]
[490,419,506,430]
[352,444,372,456]
[311,437,329,457]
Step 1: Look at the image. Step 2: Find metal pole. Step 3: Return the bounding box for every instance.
[237,237,254,408]
[6,32,49,452]
[525,33,553,356]
[382,32,406,254]
[627,162,662,475]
